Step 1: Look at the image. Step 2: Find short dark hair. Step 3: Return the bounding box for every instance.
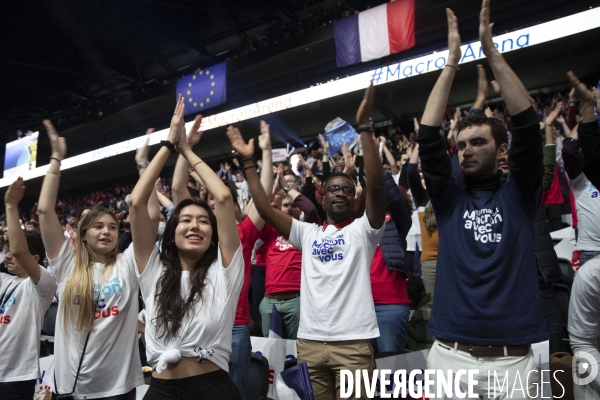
[27,220,39,229]
[187,187,200,198]
[324,172,355,189]
[456,114,508,149]
[24,230,45,262]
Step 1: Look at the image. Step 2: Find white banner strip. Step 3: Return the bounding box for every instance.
[2,7,599,188]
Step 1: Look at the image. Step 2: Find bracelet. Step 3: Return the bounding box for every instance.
[244,164,257,170]
[50,156,61,164]
[189,160,204,173]
[445,63,460,70]
[160,140,176,153]
[240,157,254,163]
[136,161,150,170]
[356,125,373,133]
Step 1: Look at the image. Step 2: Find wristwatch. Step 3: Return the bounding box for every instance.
[283,185,292,193]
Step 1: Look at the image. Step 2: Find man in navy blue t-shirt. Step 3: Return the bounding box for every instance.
[417,1,548,398]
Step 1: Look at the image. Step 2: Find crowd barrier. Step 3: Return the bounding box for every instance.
[34,339,550,399]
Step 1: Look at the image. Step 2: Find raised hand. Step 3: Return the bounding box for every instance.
[5,177,26,206]
[447,8,462,65]
[485,107,493,118]
[167,94,185,146]
[546,101,563,125]
[277,172,287,190]
[342,143,356,173]
[413,118,420,135]
[476,65,489,98]
[297,154,307,168]
[65,223,77,243]
[567,72,595,104]
[186,115,204,147]
[479,0,497,57]
[43,120,66,161]
[226,126,255,159]
[318,133,330,153]
[258,120,272,150]
[356,82,374,127]
[136,128,154,164]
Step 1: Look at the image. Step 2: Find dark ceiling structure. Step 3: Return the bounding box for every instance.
[1,0,599,199]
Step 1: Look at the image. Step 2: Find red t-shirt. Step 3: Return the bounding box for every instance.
[260,225,301,295]
[370,245,410,305]
[234,217,260,325]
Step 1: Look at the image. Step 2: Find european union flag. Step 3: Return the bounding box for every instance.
[176,61,227,116]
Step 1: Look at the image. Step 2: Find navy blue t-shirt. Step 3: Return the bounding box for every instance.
[427,174,548,345]
[418,107,549,346]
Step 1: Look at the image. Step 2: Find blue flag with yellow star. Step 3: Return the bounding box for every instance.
[176,61,227,116]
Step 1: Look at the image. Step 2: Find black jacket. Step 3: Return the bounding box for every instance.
[534,203,562,284]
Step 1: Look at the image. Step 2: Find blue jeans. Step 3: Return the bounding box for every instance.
[228,324,251,400]
[371,304,410,356]
[580,251,600,267]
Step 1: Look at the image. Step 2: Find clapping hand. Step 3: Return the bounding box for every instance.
[186,115,204,147]
[5,177,26,206]
[167,94,185,148]
[44,120,66,161]
[226,126,255,159]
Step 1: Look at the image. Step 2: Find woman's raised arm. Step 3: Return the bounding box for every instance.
[37,120,67,260]
[177,126,239,268]
[129,95,185,273]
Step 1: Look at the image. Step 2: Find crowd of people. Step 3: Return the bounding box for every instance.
[1,1,600,400]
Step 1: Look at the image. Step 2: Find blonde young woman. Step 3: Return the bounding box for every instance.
[129,96,243,399]
[38,120,145,400]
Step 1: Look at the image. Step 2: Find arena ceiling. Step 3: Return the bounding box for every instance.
[1,0,599,198]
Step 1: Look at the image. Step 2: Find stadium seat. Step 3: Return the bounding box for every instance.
[249,302,263,337]
[284,358,297,370]
[245,352,270,400]
[42,302,58,336]
[40,302,58,356]
[557,258,574,281]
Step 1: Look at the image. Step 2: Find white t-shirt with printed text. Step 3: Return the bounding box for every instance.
[288,215,384,341]
[0,267,56,382]
[138,244,244,373]
[48,240,143,399]
[568,174,600,251]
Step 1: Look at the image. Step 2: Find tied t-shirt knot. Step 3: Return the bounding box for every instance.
[155,348,181,374]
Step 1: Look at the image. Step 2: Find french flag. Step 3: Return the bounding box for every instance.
[334,0,415,67]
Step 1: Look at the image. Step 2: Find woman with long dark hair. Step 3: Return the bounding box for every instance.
[38,120,144,400]
[129,95,243,399]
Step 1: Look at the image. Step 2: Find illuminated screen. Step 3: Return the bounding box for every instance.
[3,132,39,178]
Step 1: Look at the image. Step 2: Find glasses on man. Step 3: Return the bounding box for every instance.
[326,185,355,196]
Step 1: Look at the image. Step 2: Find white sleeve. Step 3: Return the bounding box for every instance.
[358,214,386,246]
[287,218,314,251]
[34,266,58,314]
[568,263,600,339]
[136,246,164,301]
[217,244,244,298]
[47,239,74,283]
